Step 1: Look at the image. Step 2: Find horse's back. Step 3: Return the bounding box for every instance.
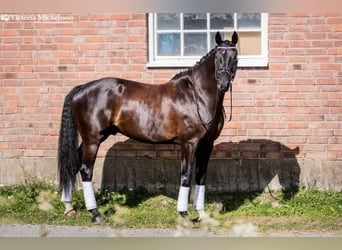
[71,76,203,144]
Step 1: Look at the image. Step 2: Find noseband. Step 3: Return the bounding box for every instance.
[217,67,234,80]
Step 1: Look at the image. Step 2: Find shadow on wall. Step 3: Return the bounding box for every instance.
[101,139,300,200]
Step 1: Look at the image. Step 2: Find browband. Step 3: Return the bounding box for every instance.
[217,45,236,49]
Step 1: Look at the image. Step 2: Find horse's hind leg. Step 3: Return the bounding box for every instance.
[79,142,102,223]
[61,180,77,216]
[76,124,116,223]
[60,143,83,216]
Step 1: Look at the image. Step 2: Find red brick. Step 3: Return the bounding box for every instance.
[53,51,73,58]
[311,25,332,32]
[75,21,96,28]
[59,29,79,35]
[306,33,326,40]
[33,22,54,28]
[79,44,102,50]
[111,14,131,20]
[85,36,105,42]
[283,32,305,40]
[54,36,74,43]
[332,26,342,32]
[288,123,308,129]
[89,14,112,20]
[326,17,342,24]
[0,29,17,36]
[320,63,341,70]
[327,144,342,152]
[289,24,310,32]
[288,13,315,17]
[328,32,342,40]
[57,44,78,50]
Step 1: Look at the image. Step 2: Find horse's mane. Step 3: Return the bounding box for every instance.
[171,47,216,80]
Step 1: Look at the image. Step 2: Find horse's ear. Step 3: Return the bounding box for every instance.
[215,31,223,45]
[232,31,238,45]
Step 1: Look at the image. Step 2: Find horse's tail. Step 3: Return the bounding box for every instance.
[58,86,82,194]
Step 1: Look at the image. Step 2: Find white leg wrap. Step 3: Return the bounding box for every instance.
[82,181,97,210]
[177,186,190,212]
[193,185,205,211]
[61,185,74,214]
[61,186,72,203]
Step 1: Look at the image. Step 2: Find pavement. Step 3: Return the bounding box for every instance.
[0,224,340,237]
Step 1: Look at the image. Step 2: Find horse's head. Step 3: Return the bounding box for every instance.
[214,31,238,92]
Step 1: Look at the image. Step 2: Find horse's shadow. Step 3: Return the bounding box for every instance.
[101,139,300,212]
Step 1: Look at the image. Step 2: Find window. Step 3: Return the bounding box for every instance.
[148,13,268,67]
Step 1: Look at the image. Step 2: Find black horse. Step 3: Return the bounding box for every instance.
[58,31,238,223]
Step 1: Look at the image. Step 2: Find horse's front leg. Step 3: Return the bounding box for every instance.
[194,140,214,220]
[177,141,197,217]
[79,143,102,224]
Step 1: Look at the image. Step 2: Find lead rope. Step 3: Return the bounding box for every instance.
[223,83,233,122]
[190,75,218,131]
[190,75,233,129]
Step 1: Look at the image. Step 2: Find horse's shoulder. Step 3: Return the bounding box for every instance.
[171,75,194,91]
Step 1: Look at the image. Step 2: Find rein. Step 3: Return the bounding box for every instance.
[191,83,215,131]
[190,75,233,131]
[216,45,235,123]
[223,83,233,122]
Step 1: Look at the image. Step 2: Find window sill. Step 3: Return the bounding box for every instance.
[147,57,268,68]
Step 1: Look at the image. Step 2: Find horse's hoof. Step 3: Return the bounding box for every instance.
[92,215,103,224]
[197,210,209,221]
[179,211,188,218]
[64,209,77,217]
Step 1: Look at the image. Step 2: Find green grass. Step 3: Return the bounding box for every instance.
[0,182,341,233]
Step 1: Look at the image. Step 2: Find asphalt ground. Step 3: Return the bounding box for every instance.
[0,224,340,237]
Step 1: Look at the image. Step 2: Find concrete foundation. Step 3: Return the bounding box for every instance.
[0,156,341,193]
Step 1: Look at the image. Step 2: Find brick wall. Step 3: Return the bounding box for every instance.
[0,13,341,189]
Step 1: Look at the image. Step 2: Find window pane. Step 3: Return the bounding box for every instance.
[184,33,207,56]
[210,13,234,29]
[237,32,261,55]
[210,32,216,48]
[237,13,261,28]
[157,13,180,30]
[184,13,207,30]
[157,33,180,56]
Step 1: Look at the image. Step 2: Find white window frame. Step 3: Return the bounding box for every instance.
[147,13,268,68]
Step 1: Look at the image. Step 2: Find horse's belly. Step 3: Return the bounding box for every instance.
[115,113,176,143]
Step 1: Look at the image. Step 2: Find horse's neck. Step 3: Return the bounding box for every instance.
[191,59,224,126]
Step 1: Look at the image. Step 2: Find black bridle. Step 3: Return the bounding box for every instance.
[192,46,236,130]
[215,46,237,122]
[215,45,237,87]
